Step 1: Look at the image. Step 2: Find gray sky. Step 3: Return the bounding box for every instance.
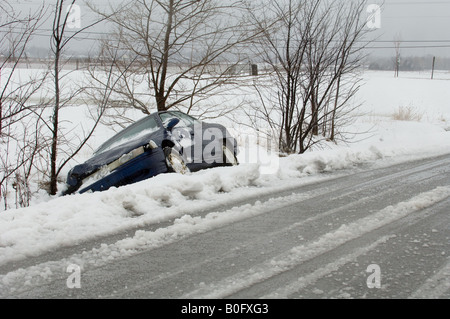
[7,0,450,58]
[367,0,450,57]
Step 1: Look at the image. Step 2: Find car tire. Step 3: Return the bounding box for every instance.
[222,143,239,166]
[164,147,190,174]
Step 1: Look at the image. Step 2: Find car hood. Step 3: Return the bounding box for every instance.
[67,130,163,186]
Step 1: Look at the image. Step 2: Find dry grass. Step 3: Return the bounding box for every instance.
[392,106,423,122]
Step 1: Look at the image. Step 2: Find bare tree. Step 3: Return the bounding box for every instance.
[47,0,110,195]
[0,1,48,209]
[247,0,370,154]
[88,0,260,121]
[305,1,368,143]
[1,0,116,204]
[0,1,46,136]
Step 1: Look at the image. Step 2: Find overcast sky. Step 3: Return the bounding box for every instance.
[368,0,450,57]
[7,0,450,58]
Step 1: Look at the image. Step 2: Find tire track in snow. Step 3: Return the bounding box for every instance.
[260,235,394,298]
[181,186,450,299]
[409,258,450,299]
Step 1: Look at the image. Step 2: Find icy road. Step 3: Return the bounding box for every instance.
[1,154,449,299]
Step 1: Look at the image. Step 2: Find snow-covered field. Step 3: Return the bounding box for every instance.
[0,69,450,268]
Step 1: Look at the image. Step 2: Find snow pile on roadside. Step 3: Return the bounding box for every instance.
[0,163,262,266]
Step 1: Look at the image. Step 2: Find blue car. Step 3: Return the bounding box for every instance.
[64,111,239,195]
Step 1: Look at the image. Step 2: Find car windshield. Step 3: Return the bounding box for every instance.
[94,115,160,155]
[159,111,199,128]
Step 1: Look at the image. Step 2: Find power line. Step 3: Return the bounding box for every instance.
[370,40,450,43]
[387,1,450,4]
[4,27,450,43]
[369,45,450,49]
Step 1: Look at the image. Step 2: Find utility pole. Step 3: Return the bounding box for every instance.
[431,56,436,80]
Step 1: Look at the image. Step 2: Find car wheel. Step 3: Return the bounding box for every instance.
[164,147,190,174]
[222,143,238,166]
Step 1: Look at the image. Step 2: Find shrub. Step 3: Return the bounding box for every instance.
[392,106,423,122]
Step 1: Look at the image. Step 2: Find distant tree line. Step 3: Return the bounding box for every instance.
[368,55,450,72]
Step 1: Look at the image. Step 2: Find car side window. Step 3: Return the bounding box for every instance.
[119,116,159,141]
[160,111,197,128]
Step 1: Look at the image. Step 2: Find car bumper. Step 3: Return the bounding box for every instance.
[78,148,168,194]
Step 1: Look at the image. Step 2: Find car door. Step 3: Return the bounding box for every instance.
[159,111,200,163]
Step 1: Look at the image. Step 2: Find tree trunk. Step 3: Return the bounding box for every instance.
[156,91,167,112]
[156,0,174,113]
[330,74,341,141]
[311,88,319,136]
[50,50,60,195]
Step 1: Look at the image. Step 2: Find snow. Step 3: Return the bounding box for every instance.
[1,69,450,273]
[410,259,450,299]
[182,186,450,298]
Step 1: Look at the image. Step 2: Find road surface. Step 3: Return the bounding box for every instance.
[1,154,449,300]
